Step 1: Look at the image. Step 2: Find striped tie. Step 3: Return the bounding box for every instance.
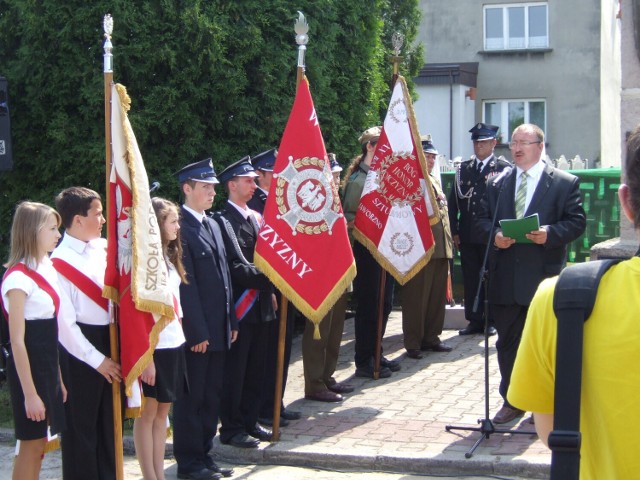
[515,171,528,218]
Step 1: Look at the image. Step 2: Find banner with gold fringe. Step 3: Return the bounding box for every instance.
[353,76,439,285]
[103,83,175,413]
[254,78,356,336]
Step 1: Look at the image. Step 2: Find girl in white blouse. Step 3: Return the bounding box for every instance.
[133,198,188,480]
[1,202,65,480]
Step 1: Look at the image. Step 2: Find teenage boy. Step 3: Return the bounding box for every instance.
[53,186,121,480]
[173,158,237,480]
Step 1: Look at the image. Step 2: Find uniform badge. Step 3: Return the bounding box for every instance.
[274,156,342,235]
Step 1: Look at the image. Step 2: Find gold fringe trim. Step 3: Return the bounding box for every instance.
[123,311,173,398]
[254,253,357,332]
[398,75,441,227]
[102,285,120,304]
[113,83,175,402]
[352,227,435,286]
[115,83,176,320]
[43,436,60,454]
[346,75,438,286]
[125,406,141,419]
[313,323,321,340]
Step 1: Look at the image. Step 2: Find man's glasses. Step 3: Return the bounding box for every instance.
[509,141,541,148]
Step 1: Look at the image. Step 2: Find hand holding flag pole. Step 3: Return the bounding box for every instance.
[103,14,124,480]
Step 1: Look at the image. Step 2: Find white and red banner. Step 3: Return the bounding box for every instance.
[353,76,438,284]
[103,84,175,410]
[254,78,356,332]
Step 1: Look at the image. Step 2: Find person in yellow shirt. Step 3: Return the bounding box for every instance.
[508,124,640,479]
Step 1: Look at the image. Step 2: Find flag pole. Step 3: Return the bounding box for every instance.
[103,15,125,480]
[373,32,406,380]
[271,10,310,443]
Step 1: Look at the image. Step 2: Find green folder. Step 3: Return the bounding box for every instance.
[499,213,540,243]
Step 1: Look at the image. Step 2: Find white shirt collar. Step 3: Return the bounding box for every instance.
[517,158,545,181]
[228,200,251,220]
[60,232,90,255]
[183,204,205,223]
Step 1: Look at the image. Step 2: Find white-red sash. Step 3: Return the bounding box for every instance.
[51,258,108,312]
[1,263,61,321]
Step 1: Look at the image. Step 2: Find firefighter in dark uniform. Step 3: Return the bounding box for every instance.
[448,123,511,336]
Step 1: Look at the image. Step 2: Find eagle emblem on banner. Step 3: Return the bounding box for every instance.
[274,156,342,235]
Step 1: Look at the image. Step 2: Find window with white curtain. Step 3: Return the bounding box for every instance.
[484,3,548,50]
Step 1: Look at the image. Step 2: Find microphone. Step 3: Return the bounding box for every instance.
[149,181,161,193]
[492,166,512,186]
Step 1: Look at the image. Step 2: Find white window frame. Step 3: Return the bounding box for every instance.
[482,99,547,143]
[484,3,549,51]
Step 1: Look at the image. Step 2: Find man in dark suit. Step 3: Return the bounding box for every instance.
[214,157,278,448]
[477,123,586,424]
[449,123,511,336]
[248,148,302,426]
[173,158,237,480]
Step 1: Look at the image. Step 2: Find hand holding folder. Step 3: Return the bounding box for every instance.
[499,213,540,244]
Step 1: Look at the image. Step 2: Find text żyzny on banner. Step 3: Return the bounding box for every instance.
[254,78,356,335]
[103,83,175,412]
[353,76,439,285]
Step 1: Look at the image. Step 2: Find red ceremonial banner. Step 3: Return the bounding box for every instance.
[353,76,439,285]
[103,84,175,410]
[254,78,356,327]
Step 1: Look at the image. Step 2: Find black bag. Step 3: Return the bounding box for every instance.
[549,258,621,480]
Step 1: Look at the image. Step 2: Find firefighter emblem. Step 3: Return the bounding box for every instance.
[275,156,343,235]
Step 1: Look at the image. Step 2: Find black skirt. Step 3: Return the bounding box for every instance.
[141,345,188,403]
[7,317,65,440]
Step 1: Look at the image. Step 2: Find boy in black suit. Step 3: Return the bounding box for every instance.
[173,158,237,480]
[214,156,277,448]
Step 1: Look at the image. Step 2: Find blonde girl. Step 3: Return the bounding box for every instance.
[1,202,66,480]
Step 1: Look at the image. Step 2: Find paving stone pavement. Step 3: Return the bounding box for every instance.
[0,310,551,479]
[210,310,550,480]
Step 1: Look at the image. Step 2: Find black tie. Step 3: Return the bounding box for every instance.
[202,218,213,237]
[476,161,483,174]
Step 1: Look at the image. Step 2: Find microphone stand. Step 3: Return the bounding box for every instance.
[445,170,534,458]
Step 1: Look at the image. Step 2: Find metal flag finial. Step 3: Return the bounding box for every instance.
[295,11,308,70]
[392,32,405,57]
[103,14,113,73]
[390,31,404,78]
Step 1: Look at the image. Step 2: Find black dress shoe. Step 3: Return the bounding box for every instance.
[421,342,452,353]
[380,356,401,371]
[355,363,392,379]
[406,349,424,359]
[258,415,289,427]
[249,423,273,441]
[327,382,354,394]
[487,325,497,336]
[223,433,260,448]
[281,407,302,420]
[458,325,484,335]
[305,390,343,402]
[204,456,234,478]
[177,468,221,479]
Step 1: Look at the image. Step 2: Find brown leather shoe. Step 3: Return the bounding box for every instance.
[328,382,354,394]
[305,390,343,402]
[405,349,424,359]
[492,405,525,424]
[421,342,452,353]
